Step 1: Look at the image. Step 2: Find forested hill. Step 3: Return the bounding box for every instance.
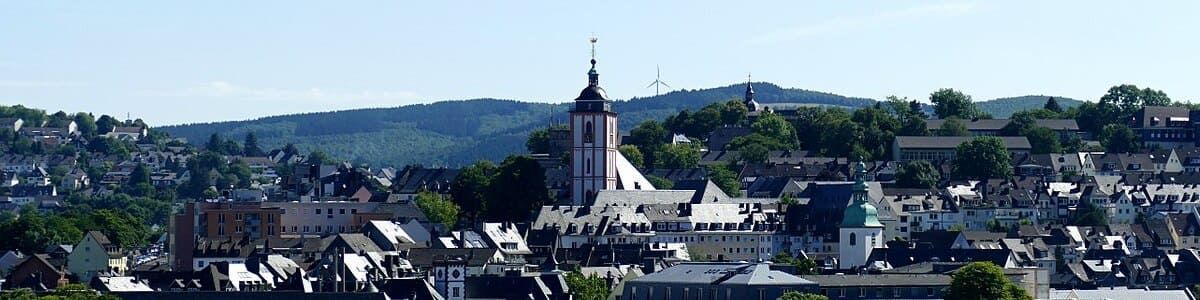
[977,95,1086,118]
[160,82,873,167]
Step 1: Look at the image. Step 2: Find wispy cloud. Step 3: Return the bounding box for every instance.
[0,80,87,88]
[750,2,979,44]
[141,81,422,106]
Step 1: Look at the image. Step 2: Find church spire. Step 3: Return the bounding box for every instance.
[588,35,599,87]
[744,73,760,111]
[575,35,608,101]
[842,161,882,227]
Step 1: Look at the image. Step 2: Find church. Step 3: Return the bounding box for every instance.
[533,40,886,267]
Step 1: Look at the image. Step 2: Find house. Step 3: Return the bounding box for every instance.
[621,262,819,300]
[0,251,24,278]
[0,118,23,132]
[892,136,1032,162]
[105,126,148,141]
[59,168,89,191]
[1132,106,1193,148]
[362,220,419,251]
[90,276,153,292]
[68,231,128,283]
[3,254,69,291]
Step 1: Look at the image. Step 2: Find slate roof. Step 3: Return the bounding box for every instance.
[631,262,816,286]
[925,118,1079,131]
[1133,106,1190,128]
[1050,287,1193,300]
[866,246,1015,269]
[706,127,753,151]
[406,248,500,268]
[87,231,114,247]
[801,274,951,287]
[894,136,1031,150]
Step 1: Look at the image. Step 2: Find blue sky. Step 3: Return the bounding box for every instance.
[2,1,1198,125]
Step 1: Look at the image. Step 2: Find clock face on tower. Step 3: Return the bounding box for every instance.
[451,269,461,279]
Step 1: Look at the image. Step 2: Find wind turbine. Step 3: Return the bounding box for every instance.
[646,65,671,96]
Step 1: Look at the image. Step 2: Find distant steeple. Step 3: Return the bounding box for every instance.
[744,73,760,112]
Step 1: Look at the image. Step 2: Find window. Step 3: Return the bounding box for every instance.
[452,287,460,297]
[339,209,345,214]
[849,233,857,245]
[584,121,594,143]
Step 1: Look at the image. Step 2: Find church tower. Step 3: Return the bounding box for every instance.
[839,161,884,270]
[570,37,619,205]
[744,75,761,112]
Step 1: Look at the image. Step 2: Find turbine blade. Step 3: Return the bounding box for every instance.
[661,82,671,89]
[647,81,658,88]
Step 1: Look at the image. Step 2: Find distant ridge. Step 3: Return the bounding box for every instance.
[976,95,1086,118]
[159,84,1081,167]
[159,82,872,167]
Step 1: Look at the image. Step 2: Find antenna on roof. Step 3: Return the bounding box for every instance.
[646,65,671,96]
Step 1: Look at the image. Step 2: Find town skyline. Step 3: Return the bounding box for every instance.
[4,1,1200,125]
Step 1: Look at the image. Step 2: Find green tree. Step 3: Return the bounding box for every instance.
[851,106,899,160]
[0,288,39,300]
[818,118,863,157]
[565,269,610,300]
[930,88,977,119]
[953,137,1013,180]
[1043,97,1063,113]
[721,99,748,126]
[485,156,550,221]
[451,161,495,222]
[74,112,98,137]
[1073,101,1121,135]
[946,262,1032,300]
[526,127,552,154]
[646,175,674,189]
[1070,200,1108,226]
[305,150,337,165]
[706,164,741,197]
[86,136,130,159]
[999,113,1036,137]
[655,144,700,169]
[618,145,644,168]
[751,112,798,149]
[737,143,769,164]
[1099,124,1140,153]
[415,191,460,228]
[1100,84,1171,118]
[1024,127,1062,154]
[129,163,152,186]
[771,251,819,275]
[628,120,669,166]
[206,133,224,153]
[243,132,264,156]
[778,291,828,300]
[937,117,971,137]
[896,160,940,189]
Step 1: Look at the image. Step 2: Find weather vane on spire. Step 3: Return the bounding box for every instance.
[589,34,598,61]
[747,73,752,83]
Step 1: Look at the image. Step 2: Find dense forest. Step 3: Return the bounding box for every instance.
[160,82,1074,167]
